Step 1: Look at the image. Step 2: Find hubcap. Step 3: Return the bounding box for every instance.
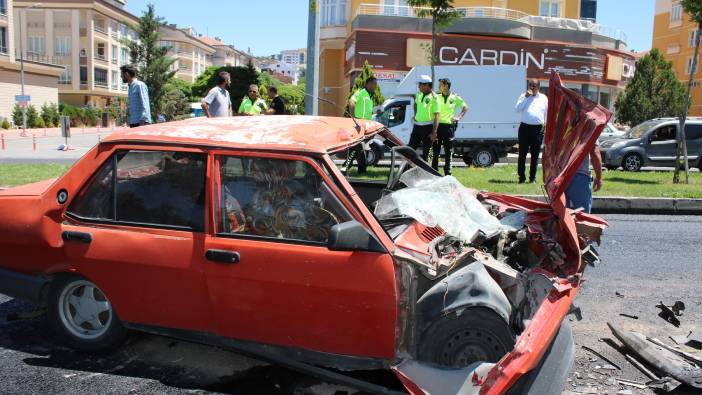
[58,280,112,340]
[625,155,640,170]
[475,151,492,166]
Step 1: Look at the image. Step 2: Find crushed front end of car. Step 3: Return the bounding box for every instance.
[380,71,611,394]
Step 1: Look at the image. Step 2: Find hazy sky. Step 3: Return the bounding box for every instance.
[124,0,655,56]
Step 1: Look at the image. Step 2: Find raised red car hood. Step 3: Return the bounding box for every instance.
[542,71,612,203]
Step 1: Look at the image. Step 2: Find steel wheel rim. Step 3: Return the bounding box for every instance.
[58,280,113,340]
[625,155,640,171]
[440,329,504,367]
[366,149,377,165]
[475,151,492,166]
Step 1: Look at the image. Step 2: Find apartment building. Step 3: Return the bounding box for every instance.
[159,25,215,83]
[198,35,255,68]
[1,0,63,121]
[14,0,139,107]
[652,0,702,115]
[311,0,633,116]
[276,48,306,66]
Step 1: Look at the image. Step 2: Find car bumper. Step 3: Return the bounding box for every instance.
[0,267,48,304]
[600,149,623,167]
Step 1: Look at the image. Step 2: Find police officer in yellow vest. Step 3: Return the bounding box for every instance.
[344,77,378,174]
[433,78,468,175]
[238,84,268,115]
[409,75,440,162]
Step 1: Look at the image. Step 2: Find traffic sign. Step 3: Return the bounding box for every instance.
[15,95,31,102]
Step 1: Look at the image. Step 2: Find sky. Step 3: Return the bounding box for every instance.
[124,0,655,57]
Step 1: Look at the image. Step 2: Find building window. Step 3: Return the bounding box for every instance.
[59,65,72,84]
[320,0,349,26]
[0,27,7,54]
[690,30,700,47]
[0,0,6,15]
[381,0,409,16]
[687,56,699,74]
[55,37,71,56]
[94,68,108,87]
[28,36,45,55]
[111,70,118,89]
[96,42,106,60]
[80,66,88,85]
[121,48,128,65]
[539,0,562,17]
[671,1,683,23]
[111,45,118,64]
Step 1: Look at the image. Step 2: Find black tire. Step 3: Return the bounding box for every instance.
[472,147,497,167]
[461,152,473,167]
[47,274,126,353]
[418,308,515,368]
[622,153,643,172]
[366,144,383,167]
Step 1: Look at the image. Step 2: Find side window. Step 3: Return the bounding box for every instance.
[685,124,702,140]
[652,126,676,141]
[68,150,206,231]
[378,104,406,128]
[216,156,352,244]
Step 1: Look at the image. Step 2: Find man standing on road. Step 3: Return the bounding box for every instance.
[266,86,286,115]
[238,84,268,115]
[433,78,468,175]
[515,79,548,183]
[344,76,378,175]
[409,75,440,162]
[201,71,232,118]
[566,146,603,214]
[121,64,152,128]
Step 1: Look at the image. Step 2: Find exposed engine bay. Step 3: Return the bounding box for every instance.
[354,145,605,371]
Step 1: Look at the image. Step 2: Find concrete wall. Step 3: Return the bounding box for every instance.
[0,69,59,122]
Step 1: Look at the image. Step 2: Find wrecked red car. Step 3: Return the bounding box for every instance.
[0,72,609,394]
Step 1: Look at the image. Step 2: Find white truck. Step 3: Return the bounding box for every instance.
[373,65,527,167]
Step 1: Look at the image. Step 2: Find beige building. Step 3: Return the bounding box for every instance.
[198,35,255,68]
[277,48,306,66]
[1,0,63,122]
[159,25,215,83]
[14,0,139,107]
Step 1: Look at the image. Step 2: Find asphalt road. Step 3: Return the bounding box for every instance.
[1,214,701,395]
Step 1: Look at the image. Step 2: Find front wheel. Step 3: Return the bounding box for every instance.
[417,308,515,368]
[472,147,497,167]
[48,275,126,353]
[622,153,643,172]
[365,144,383,167]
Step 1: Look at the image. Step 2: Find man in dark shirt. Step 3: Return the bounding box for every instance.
[266,86,286,115]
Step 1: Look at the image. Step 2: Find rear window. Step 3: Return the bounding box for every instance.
[685,124,702,140]
[68,150,206,231]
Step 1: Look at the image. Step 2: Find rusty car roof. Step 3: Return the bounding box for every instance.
[101,116,384,154]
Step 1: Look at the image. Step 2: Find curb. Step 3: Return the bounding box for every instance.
[519,195,702,215]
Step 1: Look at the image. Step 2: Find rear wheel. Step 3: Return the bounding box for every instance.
[472,147,497,167]
[622,153,643,172]
[365,144,383,167]
[48,275,126,353]
[418,308,514,368]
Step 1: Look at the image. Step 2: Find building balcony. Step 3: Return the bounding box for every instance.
[94,80,109,89]
[353,4,627,48]
[94,25,108,35]
[54,22,71,29]
[94,54,108,62]
[0,46,7,56]
[58,79,72,85]
[18,51,64,66]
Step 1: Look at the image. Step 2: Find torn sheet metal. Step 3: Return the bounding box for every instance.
[375,168,502,243]
[392,360,494,395]
[608,323,702,389]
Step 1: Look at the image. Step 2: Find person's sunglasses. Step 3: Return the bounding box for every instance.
[249,90,258,93]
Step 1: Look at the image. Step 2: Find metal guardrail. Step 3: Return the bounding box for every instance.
[355,3,627,43]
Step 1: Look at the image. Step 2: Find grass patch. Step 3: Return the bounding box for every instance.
[1,163,701,198]
[0,163,71,188]
[348,165,702,199]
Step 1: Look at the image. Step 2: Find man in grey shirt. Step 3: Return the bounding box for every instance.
[202,71,232,118]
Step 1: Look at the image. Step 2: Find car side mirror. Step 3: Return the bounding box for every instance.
[328,221,385,253]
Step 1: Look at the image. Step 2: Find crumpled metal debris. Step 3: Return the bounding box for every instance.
[656,301,684,327]
[375,168,503,243]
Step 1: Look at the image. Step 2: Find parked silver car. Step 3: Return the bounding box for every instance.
[597,123,625,144]
[600,118,702,171]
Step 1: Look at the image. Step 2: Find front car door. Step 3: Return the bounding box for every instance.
[645,124,678,166]
[203,151,398,360]
[62,147,214,333]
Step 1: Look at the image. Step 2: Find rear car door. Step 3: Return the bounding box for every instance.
[62,148,214,333]
[203,152,398,359]
[684,124,702,165]
[645,124,678,166]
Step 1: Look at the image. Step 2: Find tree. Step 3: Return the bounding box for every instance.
[11,104,22,127]
[25,105,39,129]
[614,49,686,127]
[40,103,60,127]
[192,63,260,112]
[675,0,702,184]
[161,82,192,121]
[346,60,385,116]
[405,0,459,84]
[126,3,176,119]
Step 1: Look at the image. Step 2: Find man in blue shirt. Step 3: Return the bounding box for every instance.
[120,64,152,127]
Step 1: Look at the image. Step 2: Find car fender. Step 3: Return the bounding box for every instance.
[619,146,647,163]
[414,262,512,345]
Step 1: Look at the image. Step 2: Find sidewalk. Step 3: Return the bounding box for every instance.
[520,195,702,215]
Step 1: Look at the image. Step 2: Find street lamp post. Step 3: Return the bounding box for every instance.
[17,3,42,137]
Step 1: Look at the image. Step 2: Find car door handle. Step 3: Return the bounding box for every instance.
[205,249,240,264]
[62,231,92,244]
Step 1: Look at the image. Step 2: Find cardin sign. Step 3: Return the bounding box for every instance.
[346,30,635,87]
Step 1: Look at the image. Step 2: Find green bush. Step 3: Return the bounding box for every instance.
[192,62,259,112]
[35,117,46,129]
[1,118,10,129]
[41,103,60,128]
[81,107,98,127]
[25,105,39,129]
[60,104,83,127]
[11,104,23,127]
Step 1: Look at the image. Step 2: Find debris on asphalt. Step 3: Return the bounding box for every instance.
[581,345,621,370]
[671,301,685,316]
[625,354,660,380]
[688,329,702,349]
[646,377,682,393]
[615,291,624,298]
[656,302,682,327]
[608,322,702,389]
[669,334,690,345]
[647,337,702,365]
[616,389,633,395]
[616,378,647,389]
[619,313,639,320]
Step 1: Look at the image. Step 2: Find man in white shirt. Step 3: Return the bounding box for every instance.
[514,79,548,183]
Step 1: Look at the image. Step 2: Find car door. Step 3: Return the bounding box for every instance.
[645,124,678,166]
[202,152,398,359]
[62,148,215,333]
[378,100,413,144]
[684,124,702,165]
